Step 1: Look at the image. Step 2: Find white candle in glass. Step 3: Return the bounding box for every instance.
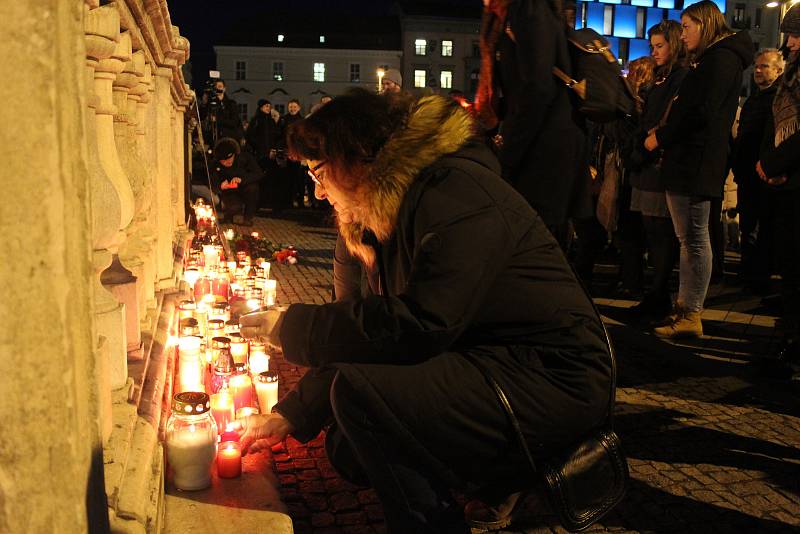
[249,349,270,376]
[259,261,271,280]
[255,371,279,414]
[178,336,205,393]
[264,279,277,307]
[166,424,217,491]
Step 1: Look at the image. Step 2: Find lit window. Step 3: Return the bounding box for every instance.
[414,69,426,88]
[320,35,326,43]
[235,60,246,80]
[277,34,285,42]
[273,62,284,81]
[415,39,427,55]
[441,40,453,57]
[314,62,326,82]
[440,70,453,89]
[350,63,361,82]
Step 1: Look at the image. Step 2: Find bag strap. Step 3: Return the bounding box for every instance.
[552,67,587,101]
[463,263,618,474]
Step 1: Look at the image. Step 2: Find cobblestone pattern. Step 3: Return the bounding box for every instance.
[236,212,800,534]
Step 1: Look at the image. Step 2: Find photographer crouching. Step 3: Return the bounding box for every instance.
[211,138,262,226]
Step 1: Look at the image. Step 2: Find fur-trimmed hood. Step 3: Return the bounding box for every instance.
[339,95,475,267]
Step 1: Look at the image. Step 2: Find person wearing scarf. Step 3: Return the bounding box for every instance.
[756,5,800,372]
[475,0,590,248]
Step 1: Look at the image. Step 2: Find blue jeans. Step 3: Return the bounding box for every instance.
[666,192,712,312]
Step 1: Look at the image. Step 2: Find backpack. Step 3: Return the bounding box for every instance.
[553,28,636,123]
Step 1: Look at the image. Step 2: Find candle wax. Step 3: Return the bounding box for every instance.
[167,429,216,490]
[217,443,242,478]
[256,381,279,414]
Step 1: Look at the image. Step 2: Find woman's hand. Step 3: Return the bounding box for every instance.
[234,413,295,454]
[239,307,286,345]
[644,132,659,152]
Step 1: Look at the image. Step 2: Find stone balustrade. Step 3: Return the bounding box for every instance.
[2,1,192,532]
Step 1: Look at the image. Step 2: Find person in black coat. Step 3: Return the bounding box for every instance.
[200,79,244,143]
[627,20,687,318]
[246,99,282,168]
[236,90,612,532]
[732,49,783,293]
[210,138,262,225]
[756,5,800,369]
[645,1,752,338]
[475,0,590,248]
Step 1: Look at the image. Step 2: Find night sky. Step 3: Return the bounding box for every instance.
[168,0,401,89]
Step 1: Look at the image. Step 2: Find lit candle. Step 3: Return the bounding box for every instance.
[178,336,205,393]
[230,364,253,410]
[183,268,201,292]
[255,371,279,414]
[264,279,277,307]
[203,244,219,270]
[229,333,249,366]
[193,277,213,303]
[251,231,259,239]
[259,261,271,280]
[166,392,217,491]
[210,389,234,434]
[178,300,196,320]
[248,343,269,376]
[224,228,235,241]
[235,406,259,419]
[216,434,242,478]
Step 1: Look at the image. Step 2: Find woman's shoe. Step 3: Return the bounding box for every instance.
[463,491,524,531]
[654,309,703,338]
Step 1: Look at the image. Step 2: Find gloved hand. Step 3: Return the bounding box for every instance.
[233,413,295,454]
[239,306,286,346]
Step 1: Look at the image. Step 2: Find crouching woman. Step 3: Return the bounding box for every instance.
[238,89,612,532]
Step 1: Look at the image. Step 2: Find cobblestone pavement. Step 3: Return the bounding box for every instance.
[234,211,800,534]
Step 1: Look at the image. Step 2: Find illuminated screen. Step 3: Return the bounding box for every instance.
[646,8,664,30]
[628,38,651,61]
[613,5,637,38]
[599,0,621,4]
[586,2,606,34]
[606,36,620,59]
[667,9,681,21]
[683,0,725,12]
[657,0,674,8]
[631,0,653,6]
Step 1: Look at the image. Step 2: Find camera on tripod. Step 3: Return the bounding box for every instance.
[203,70,223,106]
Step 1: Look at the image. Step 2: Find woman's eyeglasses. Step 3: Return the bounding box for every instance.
[307,161,327,186]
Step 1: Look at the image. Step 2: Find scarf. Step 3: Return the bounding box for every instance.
[773,51,800,147]
[475,0,510,130]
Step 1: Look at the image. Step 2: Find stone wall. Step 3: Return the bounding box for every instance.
[1,1,191,531]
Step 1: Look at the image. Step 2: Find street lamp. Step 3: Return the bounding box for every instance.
[766,1,779,6]
[377,68,385,93]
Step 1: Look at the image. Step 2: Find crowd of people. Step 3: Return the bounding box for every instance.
[180,0,800,531]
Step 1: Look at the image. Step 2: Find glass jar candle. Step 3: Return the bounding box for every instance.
[183,268,201,293]
[207,319,225,345]
[179,317,199,337]
[210,388,234,434]
[166,392,217,491]
[255,371,279,414]
[225,319,240,336]
[216,430,242,478]
[264,279,277,307]
[228,333,249,366]
[230,363,253,411]
[193,276,213,303]
[210,302,230,324]
[248,343,270,376]
[177,335,205,394]
[178,300,196,320]
[211,345,234,394]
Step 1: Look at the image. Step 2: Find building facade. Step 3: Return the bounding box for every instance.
[399,13,481,95]
[215,45,402,120]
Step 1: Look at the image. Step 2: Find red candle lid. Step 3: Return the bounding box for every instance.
[220,430,240,443]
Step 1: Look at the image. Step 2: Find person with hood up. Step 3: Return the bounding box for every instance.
[644,0,753,338]
[234,89,612,533]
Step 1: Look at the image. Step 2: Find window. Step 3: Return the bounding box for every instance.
[733,3,746,24]
[441,40,453,57]
[235,61,246,80]
[277,34,285,43]
[755,7,762,27]
[320,35,326,43]
[273,62,284,81]
[350,63,361,82]
[414,69,426,88]
[274,103,286,115]
[471,40,480,58]
[237,103,248,123]
[378,64,389,71]
[415,39,427,55]
[440,70,453,89]
[314,62,326,82]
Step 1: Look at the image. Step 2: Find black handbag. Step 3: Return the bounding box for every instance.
[465,298,629,531]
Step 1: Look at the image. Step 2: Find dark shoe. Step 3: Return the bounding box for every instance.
[629,295,672,319]
[464,492,524,531]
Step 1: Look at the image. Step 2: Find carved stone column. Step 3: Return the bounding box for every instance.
[138,62,159,310]
[154,66,177,284]
[93,4,135,390]
[84,1,124,443]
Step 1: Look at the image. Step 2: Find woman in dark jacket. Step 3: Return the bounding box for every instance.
[628,20,687,319]
[476,0,590,248]
[245,99,282,169]
[237,90,612,532]
[645,1,752,338]
[757,5,800,369]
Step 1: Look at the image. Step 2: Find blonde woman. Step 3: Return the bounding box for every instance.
[644,1,752,337]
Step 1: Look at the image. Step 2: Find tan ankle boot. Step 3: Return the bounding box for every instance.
[464,492,524,530]
[654,309,703,338]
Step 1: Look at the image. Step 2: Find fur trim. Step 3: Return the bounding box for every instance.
[339,95,475,268]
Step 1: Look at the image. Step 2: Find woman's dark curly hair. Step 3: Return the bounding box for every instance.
[287,88,414,192]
